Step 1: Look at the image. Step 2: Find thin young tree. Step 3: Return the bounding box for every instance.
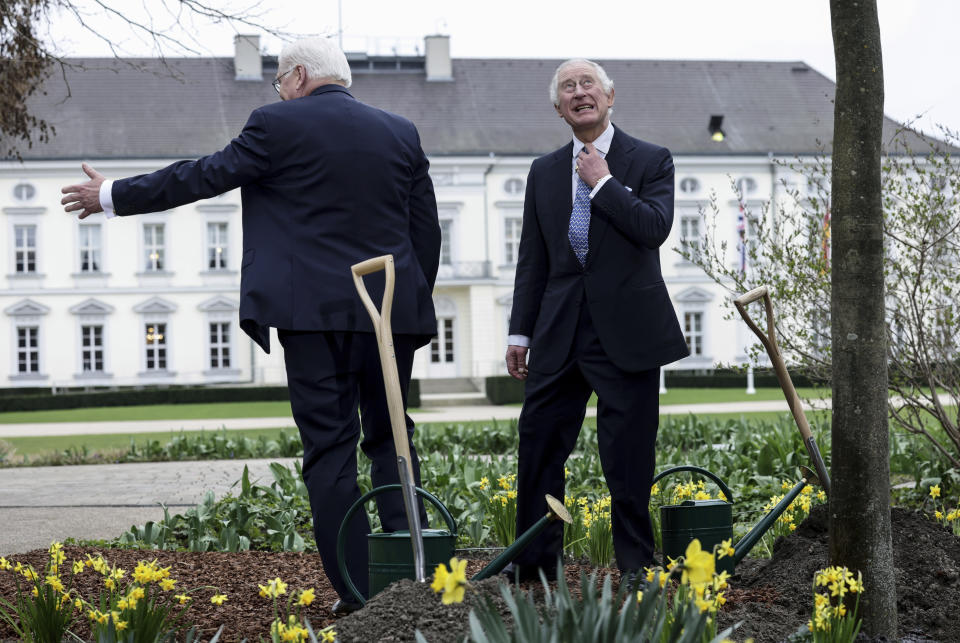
[829,0,897,636]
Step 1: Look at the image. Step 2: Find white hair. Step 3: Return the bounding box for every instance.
[548,58,614,106]
[278,37,352,88]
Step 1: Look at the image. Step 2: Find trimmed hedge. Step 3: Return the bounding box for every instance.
[484,368,819,405]
[0,379,421,413]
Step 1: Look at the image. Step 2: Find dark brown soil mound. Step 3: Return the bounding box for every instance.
[718,505,960,642]
[2,507,957,642]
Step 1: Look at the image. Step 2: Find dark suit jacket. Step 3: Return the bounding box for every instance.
[112,85,441,352]
[509,125,689,373]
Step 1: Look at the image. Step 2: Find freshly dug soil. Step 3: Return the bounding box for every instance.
[2,506,958,642]
[717,505,960,643]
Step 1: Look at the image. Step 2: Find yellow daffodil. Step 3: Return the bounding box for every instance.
[210,593,228,605]
[713,570,731,591]
[22,567,39,581]
[781,480,792,490]
[0,557,11,570]
[72,560,84,575]
[31,587,39,597]
[115,621,129,632]
[129,586,145,601]
[847,572,864,593]
[117,599,129,610]
[431,563,450,593]
[321,629,337,642]
[175,593,191,605]
[104,578,115,591]
[442,557,468,604]
[681,539,715,587]
[297,588,315,606]
[716,538,735,559]
[498,476,510,490]
[930,485,941,499]
[479,477,489,490]
[45,575,65,593]
[159,577,177,591]
[259,577,287,598]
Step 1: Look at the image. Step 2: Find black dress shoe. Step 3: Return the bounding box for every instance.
[331,598,362,616]
[622,568,658,595]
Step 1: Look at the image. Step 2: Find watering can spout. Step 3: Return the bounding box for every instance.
[471,495,573,581]
[732,466,819,566]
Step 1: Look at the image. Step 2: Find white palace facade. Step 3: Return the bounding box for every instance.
[0,36,915,390]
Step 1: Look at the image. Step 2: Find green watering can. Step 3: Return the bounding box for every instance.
[653,465,820,574]
[337,488,571,606]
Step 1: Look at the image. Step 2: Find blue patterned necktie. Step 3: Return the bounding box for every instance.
[569,175,591,265]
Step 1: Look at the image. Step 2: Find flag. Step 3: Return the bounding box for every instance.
[737,201,747,274]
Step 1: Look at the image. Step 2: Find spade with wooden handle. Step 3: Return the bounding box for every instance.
[351,254,426,582]
[734,285,832,496]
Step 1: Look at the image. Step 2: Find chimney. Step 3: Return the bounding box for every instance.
[234,34,262,81]
[424,35,453,82]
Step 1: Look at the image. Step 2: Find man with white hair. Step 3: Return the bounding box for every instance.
[61,37,440,614]
[505,58,688,584]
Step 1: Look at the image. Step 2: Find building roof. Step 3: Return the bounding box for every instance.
[14,55,927,160]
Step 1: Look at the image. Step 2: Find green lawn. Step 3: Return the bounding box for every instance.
[0,388,821,424]
[658,386,828,405]
[1,427,300,457]
[0,401,295,424]
[582,386,828,407]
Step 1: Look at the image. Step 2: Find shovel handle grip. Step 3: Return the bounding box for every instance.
[733,286,777,357]
[350,255,396,342]
[734,285,769,307]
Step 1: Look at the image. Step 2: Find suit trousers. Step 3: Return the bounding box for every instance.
[278,329,428,601]
[514,301,661,572]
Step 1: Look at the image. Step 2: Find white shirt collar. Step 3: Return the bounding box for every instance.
[572,122,615,158]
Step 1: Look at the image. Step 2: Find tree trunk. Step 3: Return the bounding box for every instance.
[829,0,897,637]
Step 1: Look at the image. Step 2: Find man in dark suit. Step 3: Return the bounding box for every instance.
[61,37,440,613]
[505,58,689,581]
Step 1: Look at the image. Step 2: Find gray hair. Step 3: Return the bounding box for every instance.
[278,37,352,88]
[548,58,614,106]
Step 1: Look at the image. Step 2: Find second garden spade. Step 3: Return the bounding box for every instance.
[734,285,832,496]
[351,254,426,582]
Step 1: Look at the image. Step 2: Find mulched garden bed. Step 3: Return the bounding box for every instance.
[2,505,958,642]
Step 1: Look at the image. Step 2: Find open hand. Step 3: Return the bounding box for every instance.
[61,163,106,219]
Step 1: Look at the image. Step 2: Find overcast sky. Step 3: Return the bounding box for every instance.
[45,0,959,137]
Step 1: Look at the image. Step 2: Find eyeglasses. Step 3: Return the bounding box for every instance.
[272,67,295,94]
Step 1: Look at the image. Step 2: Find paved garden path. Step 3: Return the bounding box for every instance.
[0,399,832,557]
[0,458,298,556]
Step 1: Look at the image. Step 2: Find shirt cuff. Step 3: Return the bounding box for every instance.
[99,179,116,218]
[589,174,613,198]
[507,334,530,348]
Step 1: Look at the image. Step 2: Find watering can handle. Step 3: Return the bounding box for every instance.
[336,483,458,606]
[651,465,734,503]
